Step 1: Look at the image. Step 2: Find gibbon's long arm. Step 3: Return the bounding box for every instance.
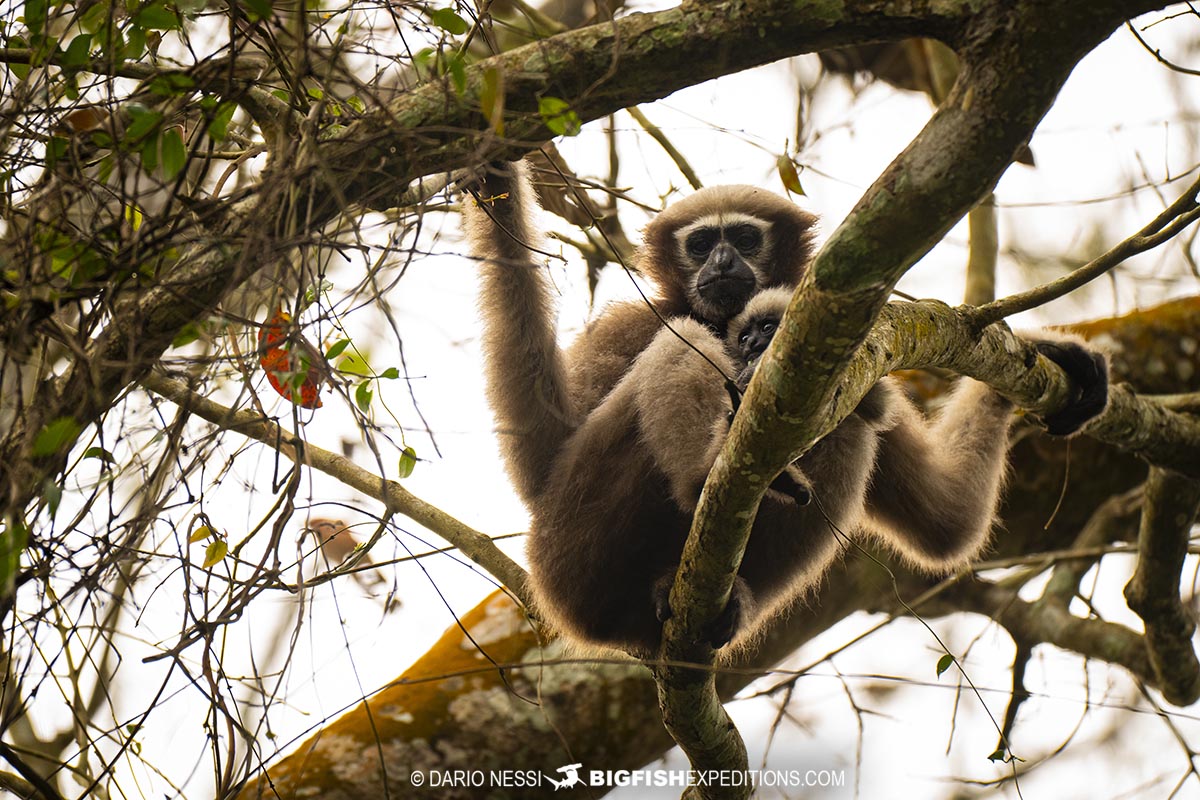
[462,162,577,503]
[863,380,1015,569]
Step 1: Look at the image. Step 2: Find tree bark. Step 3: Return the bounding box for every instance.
[237,295,1200,800]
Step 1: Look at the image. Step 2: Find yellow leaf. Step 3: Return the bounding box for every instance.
[189,524,212,543]
[776,155,805,196]
[202,540,228,567]
[480,67,505,135]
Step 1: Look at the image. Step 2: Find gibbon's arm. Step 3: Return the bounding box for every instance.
[863,334,1109,570]
[864,379,1015,570]
[462,162,575,503]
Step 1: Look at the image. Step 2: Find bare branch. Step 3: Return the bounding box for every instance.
[1123,468,1200,706]
[139,374,531,604]
[970,173,1200,327]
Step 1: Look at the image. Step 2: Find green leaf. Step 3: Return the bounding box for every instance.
[147,72,196,95]
[324,339,351,359]
[33,417,81,457]
[480,66,504,135]
[133,3,180,30]
[303,278,333,306]
[140,134,159,174]
[62,33,92,67]
[355,381,373,412]
[346,95,364,114]
[538,96,581,137]
[44,135,68,169]
[987,748,1007,762]
[160,128,186,180]
[337,353,370,377]
[202,539,228,567]
[936,653,955,678]
[44,480,63,516]
[0,521,29,597]
[429,7,468,35]
[82,446,115,463]
[446,52,466,96]
[124,106,163,144]
[171,321,201,347]
[207,101,236,141]
[242,0,272,19]
[379,367,400,380]
[398,446,417,479]
[24,0,47,36]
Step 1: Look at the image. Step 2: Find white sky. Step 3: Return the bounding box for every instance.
[15,4,1200,798]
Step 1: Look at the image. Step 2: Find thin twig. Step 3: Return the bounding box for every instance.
[970,174,1200,327]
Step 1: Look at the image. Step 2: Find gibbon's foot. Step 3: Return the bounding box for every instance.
[652,574,753,649]
[1035,341,1109,436]
[653,574,675,624]
[702,577,753,649]
[768,465,812,506]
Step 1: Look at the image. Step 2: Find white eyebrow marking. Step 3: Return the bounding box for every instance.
[674,212,769,239]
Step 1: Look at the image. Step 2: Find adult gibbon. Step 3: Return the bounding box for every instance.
[462,161,1107,656]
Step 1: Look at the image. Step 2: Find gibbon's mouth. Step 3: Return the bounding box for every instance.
[696,273,748,292]
[696,277,748,304]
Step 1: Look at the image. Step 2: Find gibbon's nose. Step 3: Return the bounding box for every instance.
[711,241,739,273]
[746,330,771,357]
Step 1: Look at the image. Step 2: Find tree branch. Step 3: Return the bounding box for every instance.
[658,2,1176,791]
[970,172,1200,327]
[139,374,531,604]
[1123,468,1200,706]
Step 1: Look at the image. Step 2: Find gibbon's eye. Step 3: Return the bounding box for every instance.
[761,321,776,335]
[686,229,719,259]
[729,225,762,253]
[739,332,750,345]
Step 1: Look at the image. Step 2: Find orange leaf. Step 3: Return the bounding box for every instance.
[258,307,325,408]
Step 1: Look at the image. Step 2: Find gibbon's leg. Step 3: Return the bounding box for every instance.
[461,161,576,505]
[529,318,742,653]
[865,334,1109,570]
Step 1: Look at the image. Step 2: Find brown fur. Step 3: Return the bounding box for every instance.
[462,163,1107,656]
[726,288,1015,576]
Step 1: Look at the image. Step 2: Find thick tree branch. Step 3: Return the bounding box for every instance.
[0,0,997,533]
[1123,468,1200,706]
[658,3,1175,790]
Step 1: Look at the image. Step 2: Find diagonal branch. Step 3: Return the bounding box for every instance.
[970,172,1200,327]
[657,2,1177,793]
[139,373,530,603]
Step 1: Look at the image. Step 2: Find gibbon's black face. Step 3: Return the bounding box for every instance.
[737,313,779,364]
[677,214,771,323]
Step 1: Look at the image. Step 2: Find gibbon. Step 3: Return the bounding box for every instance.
[462,161,1108,656]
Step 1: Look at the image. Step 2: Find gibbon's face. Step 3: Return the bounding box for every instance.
[674,213,772,323]
[736,312,780,365]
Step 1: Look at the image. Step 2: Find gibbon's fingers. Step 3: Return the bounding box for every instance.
[1034,339,1110,436]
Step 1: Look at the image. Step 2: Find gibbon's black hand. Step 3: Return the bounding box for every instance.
[1034,340,1109,436]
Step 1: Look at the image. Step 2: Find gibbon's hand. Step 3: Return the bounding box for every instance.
[653,573,755,649]
[1033,339,1109,436]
